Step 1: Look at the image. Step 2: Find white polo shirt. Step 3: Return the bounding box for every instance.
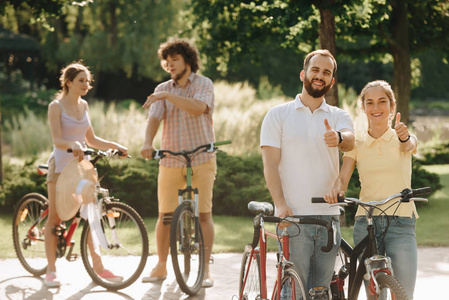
[260,95,354,216]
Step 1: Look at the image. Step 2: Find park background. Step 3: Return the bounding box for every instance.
[0,0,448,255]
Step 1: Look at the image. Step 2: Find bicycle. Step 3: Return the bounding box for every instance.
[312,187,431,300]
[12,149,149,290]
[152,140,231,296]
[238,201,335,300]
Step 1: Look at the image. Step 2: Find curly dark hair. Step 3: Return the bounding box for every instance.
[158,38,200,73]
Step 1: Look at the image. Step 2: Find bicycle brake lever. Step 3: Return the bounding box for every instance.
[206,143,215,153]
[153,150,162,160]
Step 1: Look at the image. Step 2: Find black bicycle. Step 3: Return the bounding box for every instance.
[313,187,431,300]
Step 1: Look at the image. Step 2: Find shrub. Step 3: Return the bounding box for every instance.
[1,158,47,211]
[416,141,449,165]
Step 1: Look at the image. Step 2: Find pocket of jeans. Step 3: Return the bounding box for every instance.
[394,216,416,228]
[354,216,367,224]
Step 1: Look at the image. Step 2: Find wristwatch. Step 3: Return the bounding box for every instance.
[337,131,343,144]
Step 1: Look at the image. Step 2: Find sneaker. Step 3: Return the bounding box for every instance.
[98,269,123,283]
[44,271,60,288]
[202,278,214,288]
[142,262,167,283]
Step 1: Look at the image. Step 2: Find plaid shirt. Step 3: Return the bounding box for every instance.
[149,72,215,168]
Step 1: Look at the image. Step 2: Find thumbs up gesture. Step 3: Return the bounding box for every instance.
[394,112,410,142]
[324,119,339,148]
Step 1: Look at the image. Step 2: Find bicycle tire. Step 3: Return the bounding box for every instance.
[273,268,307,300]
[238,244,262,300]
[12,193,49,276]
[170,201,205,296]
[80,201,149,290]
[372,273,409,300]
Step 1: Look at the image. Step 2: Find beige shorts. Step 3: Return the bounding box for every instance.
[158,158,217,213]
[46,157,60,184]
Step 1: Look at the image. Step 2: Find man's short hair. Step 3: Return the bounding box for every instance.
[303,49,337,77]
[158,38,200,73]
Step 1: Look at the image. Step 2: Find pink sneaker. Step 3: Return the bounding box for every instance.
[44,271,60,288]
[98,269,123,283]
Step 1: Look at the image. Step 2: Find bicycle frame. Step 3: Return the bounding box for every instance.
[329,187,431,300]
[26,154,121,261]
[333,212,395,300]
[240,218,297,300]
[176,152,201,251]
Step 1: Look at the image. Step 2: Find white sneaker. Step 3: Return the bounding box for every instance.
[44,271,60,288]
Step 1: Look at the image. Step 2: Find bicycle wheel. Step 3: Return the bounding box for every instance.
[239,244,261,300]
[80,201,149,290]
[273,268,307,300]
[170,201,205,296]
[12,193,49,276]
[372,273,409,300]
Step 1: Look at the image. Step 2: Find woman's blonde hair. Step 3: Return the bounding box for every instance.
[56,61,93,99]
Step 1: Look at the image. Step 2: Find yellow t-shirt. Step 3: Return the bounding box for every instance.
[344,128,418,218]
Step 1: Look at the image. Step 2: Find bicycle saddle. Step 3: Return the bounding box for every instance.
[248,201,274,216]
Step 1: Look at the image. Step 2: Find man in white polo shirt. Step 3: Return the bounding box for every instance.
[260,49,354,298]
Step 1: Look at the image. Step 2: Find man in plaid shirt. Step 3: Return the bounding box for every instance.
[141,38,216,288]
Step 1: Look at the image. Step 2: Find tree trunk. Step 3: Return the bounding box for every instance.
[318,1,339,107]
[0,99,3,185]
[389,1,411,125]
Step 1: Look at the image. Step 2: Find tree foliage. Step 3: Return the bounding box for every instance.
[1,0,186,100]
[188,0,449,122]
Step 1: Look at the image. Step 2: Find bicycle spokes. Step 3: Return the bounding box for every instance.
[80,202,148,290]
[13,194,49,276]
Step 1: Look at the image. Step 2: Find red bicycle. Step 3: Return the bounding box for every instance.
[12,149,149,290]
[238,201,334,300]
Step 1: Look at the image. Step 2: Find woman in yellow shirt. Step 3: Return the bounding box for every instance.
[325,80,418,299]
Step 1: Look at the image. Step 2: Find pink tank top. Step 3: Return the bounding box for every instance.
[49,101,91,173]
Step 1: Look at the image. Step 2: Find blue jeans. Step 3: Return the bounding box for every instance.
[280,215,341,300]
[353,215,417,300]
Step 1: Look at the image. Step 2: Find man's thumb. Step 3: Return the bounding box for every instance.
[324,118,332,131]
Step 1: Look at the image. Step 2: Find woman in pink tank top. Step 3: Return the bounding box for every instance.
[44,62,128,288]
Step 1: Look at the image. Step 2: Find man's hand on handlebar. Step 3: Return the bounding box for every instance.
[276,203,294,229]
[324,189,345,204]
[141,143,155,160]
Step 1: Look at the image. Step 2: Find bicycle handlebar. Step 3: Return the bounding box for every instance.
[67,148,130,165]
[311,187,431,207]
[311,196,345,203]
[247,201,334,253]
[67,148,128,157]
[152,140,231,160]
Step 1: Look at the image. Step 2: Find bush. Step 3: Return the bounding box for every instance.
[416,142,449,165]
[1,158,47,211]
[0,153,442,220]
[213,152,271,216]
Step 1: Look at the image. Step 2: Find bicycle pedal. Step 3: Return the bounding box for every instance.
[67,253,78,261]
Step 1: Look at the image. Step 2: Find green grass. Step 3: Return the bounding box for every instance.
[2,165,447,259]
[415,164,449,246]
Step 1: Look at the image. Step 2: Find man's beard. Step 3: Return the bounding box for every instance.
[173,67,188,82]
[304,74,332,98]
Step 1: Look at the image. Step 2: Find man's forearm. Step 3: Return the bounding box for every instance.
[166,93,208,116]
[338,130,355,152]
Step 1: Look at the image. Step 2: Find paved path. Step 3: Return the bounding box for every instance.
[1,247,448,299]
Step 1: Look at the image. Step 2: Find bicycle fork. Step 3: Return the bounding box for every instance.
[177,187,200,252]
[364,255,394,296]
